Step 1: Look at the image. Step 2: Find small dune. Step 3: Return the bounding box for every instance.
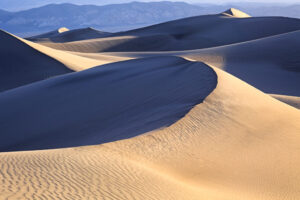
[26,27,70,39]
[221,8,251,18]
[27,27,111,43]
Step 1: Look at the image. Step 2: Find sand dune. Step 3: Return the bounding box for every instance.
[0,57,217,151]
[26,27,70,39]
[32,10,300,52]
[27,27,111,43]
[221,8,251,18]
[1,65,299,200]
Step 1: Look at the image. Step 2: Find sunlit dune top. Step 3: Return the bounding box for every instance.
[222,8,251,18]
[58,27,69,33]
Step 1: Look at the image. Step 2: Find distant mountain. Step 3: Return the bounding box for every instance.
[0,0,131,11]
[0,9,11,18]
[0,1,300,36]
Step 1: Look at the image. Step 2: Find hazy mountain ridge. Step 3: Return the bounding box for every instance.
[1,2,220,36]
[0,0,142,11]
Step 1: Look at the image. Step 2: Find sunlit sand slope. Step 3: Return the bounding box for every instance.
[0,67,299,200]
[0,57,217,152]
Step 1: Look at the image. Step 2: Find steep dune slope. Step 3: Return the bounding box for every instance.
[33,11,300,52]
[0,57,217,152]
[1,66,299,200]
[0,30,72,92]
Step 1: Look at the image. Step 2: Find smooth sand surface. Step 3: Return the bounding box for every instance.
[1,67,299,200]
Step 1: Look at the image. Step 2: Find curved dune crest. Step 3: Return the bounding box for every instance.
[0,30,72,92]
[0,56,217,152]
[26,27,70,39]
[58,27,69,33]
[0,66,299,200]
[27,27,67,38]
[7,31,114,71]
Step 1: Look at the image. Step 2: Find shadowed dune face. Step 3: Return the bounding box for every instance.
[33,15,300,53]
[0,56,217,152]
[0,30,72,92]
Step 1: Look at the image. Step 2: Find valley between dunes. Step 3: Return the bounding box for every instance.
[0,8,300,200]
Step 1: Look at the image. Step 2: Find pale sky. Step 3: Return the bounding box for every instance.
[115,0,300,4]
[101,0,300,4]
